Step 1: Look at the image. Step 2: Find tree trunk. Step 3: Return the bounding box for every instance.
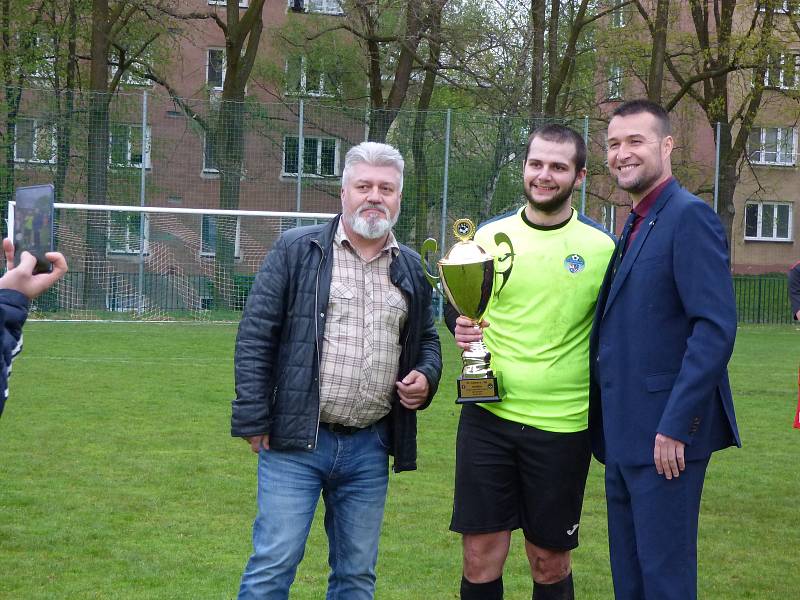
[530,0,545,120]
[480,116,513,220]
[213,98,245,309]
[647,0,669,102]
[368,109,395,143]
[0,0,19,237]
[547,0,559,82]
[211,0,265,309]
[55,0,77,204]
[411,2,442,247]
[85,0,112,308]
[543,0,590,115]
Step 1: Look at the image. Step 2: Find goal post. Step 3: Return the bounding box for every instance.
[7,202,336,321]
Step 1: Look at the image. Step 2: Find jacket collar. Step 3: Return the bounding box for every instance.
[312,213,342,251]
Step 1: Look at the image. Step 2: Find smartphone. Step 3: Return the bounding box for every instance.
[13,184,55,274]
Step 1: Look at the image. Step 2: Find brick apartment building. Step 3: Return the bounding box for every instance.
[10,0,796,314]
[10,0,361,312]
[597,1,798,275]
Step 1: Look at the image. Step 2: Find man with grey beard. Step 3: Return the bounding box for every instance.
[233,141,442,600]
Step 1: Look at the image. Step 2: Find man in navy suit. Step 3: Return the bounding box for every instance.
[590,99,740,600]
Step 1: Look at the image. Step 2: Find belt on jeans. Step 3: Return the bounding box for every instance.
[319,421,371,435]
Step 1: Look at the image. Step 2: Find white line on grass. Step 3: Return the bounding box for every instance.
[22,356,225,364]
[26,320,239,325]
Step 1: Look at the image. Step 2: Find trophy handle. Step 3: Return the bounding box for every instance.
[494,232,514,297]
[420,238,441,291]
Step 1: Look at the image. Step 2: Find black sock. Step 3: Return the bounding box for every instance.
[533,572,573,600]
[461,575,503,600]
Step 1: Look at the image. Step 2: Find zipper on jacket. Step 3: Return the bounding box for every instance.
[395,255,413,375]
[312,238,325,450]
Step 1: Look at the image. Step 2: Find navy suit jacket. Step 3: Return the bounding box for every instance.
[589,180,741,466]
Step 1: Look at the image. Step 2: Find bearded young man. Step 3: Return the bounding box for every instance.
[232,141,442,600]
[446,124,615,600]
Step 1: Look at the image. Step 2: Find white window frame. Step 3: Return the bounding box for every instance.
[608,65,623,100]
[764,53,799,89]
[748,126,796,166]
[288,0,344,15]
[31,34,55,79]
[744,201,793,241]
[209,0,249,6]
[207,48,226,91]
[109,124,152,169]
[758,1,799,13]
[610,4,626,27]
[203,132,218,173]
[13,117,56,164]
[282,135,341,178]
[285,56,335,97]
[107,212,150,255]
[200,214,241,258]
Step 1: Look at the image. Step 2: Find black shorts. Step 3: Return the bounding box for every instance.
[449,404,591,551]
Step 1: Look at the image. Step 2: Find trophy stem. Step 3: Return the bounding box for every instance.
[457,341,500,404]
[463,341,492,378]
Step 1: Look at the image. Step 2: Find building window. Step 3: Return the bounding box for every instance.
[601,204,617,233]
[608,65,623,100]
[200,215,241,258]
[110,124,151,168]
[278,215,329,233]
[759,1,800,14]
[108,212,149,255]
[203,132,218,173]
[610,4,626,27]
[765,53,799,89]
[285,56,335,97]
[744,202,792,241]
[14,118,56,163]
[207,48,225,90]
[748,127,796,166]
[110,49,153,86]
[31,34,54,79]
[288,0,343,14]
[209,0,249,6]
[283,136,340,177]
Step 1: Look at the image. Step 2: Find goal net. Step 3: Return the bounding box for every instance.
[7,203,335,321]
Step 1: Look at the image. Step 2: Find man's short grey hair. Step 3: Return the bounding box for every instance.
[342,142,404,193]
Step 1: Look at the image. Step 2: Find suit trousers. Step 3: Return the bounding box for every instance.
[604,457,709,600]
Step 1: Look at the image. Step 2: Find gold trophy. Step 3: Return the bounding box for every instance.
[422,219,513,404]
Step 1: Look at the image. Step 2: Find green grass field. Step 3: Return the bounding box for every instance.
[0,322,797,599]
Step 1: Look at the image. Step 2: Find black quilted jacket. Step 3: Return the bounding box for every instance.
[231,215,442,472]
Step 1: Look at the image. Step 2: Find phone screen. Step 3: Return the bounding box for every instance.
[13,184,55,274]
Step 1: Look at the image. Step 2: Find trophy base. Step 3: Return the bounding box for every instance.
[456,375,501,404]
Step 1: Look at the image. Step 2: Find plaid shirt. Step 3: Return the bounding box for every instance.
[318,222,408,427]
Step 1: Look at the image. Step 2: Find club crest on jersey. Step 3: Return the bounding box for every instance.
[564,254,585,274]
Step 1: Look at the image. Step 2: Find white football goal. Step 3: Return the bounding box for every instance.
[7,202,336,321]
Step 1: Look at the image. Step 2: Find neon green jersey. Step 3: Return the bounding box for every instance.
[474,207,615,432]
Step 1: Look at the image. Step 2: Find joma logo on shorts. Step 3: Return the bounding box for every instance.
[566,523,579,535]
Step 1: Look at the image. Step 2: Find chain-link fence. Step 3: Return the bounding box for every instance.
[0,87,796,321]
[2,88,599,245]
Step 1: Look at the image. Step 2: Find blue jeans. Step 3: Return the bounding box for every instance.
[237,421,390,600]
